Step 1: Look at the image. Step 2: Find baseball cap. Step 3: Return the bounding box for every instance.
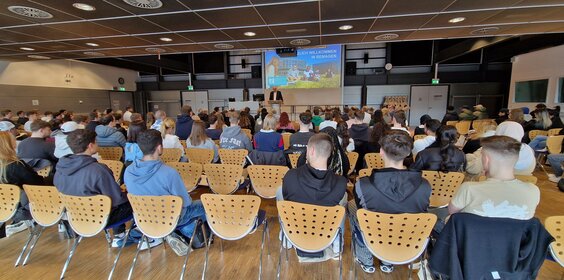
[0,121,15,131]
[61,121,79,133]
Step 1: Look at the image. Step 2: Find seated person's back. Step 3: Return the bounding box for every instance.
[288,112,314,154]
[412,125,465,172]
[95,114,126,147]
[17,120,58,164]
[219,110,252,151]
[253,114,283,152]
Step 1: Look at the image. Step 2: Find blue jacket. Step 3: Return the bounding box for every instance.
[176,114,194,140]
[95,125,126,147]
[124,142,143,162]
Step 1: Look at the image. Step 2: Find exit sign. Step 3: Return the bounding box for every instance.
[118,87,126,91]
[187,85,194,91]
[432,78,440,85]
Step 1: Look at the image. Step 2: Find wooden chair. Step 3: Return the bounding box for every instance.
[167,162,203,193]
[17,185,64,266]
[365,153,384,170]
[422,171,465,208]
[99,160,124,184]
[455,121,471,135]
[205,164,244,194]
[282,133,291,150]
[355,210,437,279]
[288,153,300,169]
[242,128,253,140]
[291,121,300,131]
[201,194,268,279]
[185,148,214,164]
[127,194,204,280]
[358,168,371,179]
[548,128,562,136]
[547,135,564,154]
[545,216,564,268]
[529,129,548,141]
[97,147,123,161]
[180,140,187,149]
[0,184,22,264]
[414,134,426,141]
[36,165,51,178]
[161,148,183,163]
[213,139,220,146]
[218,149,248,166]
[277,201,346,280]
[446,121,458,126]
[248,165,288,199]
[347,152,359,175]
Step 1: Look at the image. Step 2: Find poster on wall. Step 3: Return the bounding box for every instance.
[264,44,341,89]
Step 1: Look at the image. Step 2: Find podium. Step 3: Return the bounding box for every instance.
[269,100,283,115]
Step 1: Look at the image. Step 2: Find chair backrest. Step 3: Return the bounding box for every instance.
[37,165,51,178]
[241,128,252,140]
[365,153,384,170]
[347,152,359,175]
[528,129,548,140]
[357,210,437,264]
[0,184,20,223]
[446,121,458,126]
[547,135,564,154]
[545,216,564,267]
[288,153,300,169]
[455,121,471,135]
[161,148,183,162]
[59,194,111,237]
[277,200,345,252]
[180,140,187,149]
[218,149,248,165]
[201,194,261,240]
[247,165,288,198]
[421,171,465,208]
[204,164,244,194]
[167,162,203,192]
[282,133,291,150]
[97,147,123,161]
[23,185,64,227]
[99,160,124,183]
[358,168,371,179]
[414,134,426,141]
[548,128,562,136]
[127,194,183,239]
[185,148,214,164]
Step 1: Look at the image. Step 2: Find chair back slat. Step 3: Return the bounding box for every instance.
[23,185,64,227]
[347,152,359,175]
[548,128,562,136]
[529,130,548,141]
[201,194,261,240]
[0,184,20,223]
[60,194,111,237]
[218,149,248,165]
[365,153,384,170]
[358,168,371,179]
[205,164,243,194]
[421,171,465,208]
[98,147,123,161]
[37,165,52,178]
[545,216,564,267]
[185,148,214,164]
[547,135,564,154]
[248,165,288,198]
[99,160,124,183]
[161,148,183,163]
[455,121,471,135]
[288,153,300,169]
[128,194,183,239]
[167,162,202,192]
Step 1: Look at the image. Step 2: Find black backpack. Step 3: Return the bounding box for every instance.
[558,178,564,192]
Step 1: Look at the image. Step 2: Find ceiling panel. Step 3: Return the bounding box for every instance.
[498,22,564,34]
[380,0,454,16]
[177,30,232,43]
[480,6,564,24]
[445,0,522,11]
[513,0,564,6]
[86,36,156,48]
[0,29,44,43]
[48,22,126,37]
[406,28,470,40]
[221,26,276,40]
[0,12,35,27]
[138,33,194,45]
[370,15,434,31]
[277,36,321,47]
[255,2,319,24]
[421,10,503,28]
[320,0,386,20]
[100,0,189,15]
[176,0,250,10]
[363,31,414,42]
[6,25,83,40]
[29,0,132,19]
[322,19,375,34]
[0,0,81,23]
[236,39,282,49]
[167,44,211,53]
[199,41,247,50]
[143,12,214,31]
[104,47,176,56]
[269,23,320,38]
[195,7,264,28]
[96,17,169,34]
[321,34,367,44]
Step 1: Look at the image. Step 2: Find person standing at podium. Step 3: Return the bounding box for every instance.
[268,87,283,117]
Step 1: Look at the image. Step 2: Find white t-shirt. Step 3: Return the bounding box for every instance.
[162,134,184,156]
[338,136,355,152]
[319,120,337,130]
[412,135,436,156]
[123,111,132,122]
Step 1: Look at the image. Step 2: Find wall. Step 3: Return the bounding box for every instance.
[508,44,564,109]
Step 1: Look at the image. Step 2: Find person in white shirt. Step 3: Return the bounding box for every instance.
[319,111,338,130]
[150,110,166,130]
[159,117,185,158]
[390,110,410,134]
[412,119,441,156]
[122,106,133,122]
[362,106,372,125]
[24,111,38,133]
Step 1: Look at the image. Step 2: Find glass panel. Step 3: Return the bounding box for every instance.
[515,79,548,102]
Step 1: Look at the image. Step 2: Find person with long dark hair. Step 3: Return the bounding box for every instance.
[411,125,466,172]
[124,121,147,164]
[297,126,350,176]
[336,121,354,152]
[369,110,389,152]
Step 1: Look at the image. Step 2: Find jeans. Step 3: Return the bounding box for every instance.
[177,200,207,238]
[348,201,375,266]
[107,202,133,234]
[547,153,564,176]
[529,135,548,151]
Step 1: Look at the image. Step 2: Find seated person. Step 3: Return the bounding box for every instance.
[124,121,146,164]
[349,130,431,273]
[288,112,314,154]
[318,111,337,130]
[219,111,253,152]
[412,125,466,172]
[495,108,509,124]
[412,119,441,156]
[449,135,540,219]
[54,121,79,158]
[441,106,459,125]
[17,120,58,166]
[205,114,223,140]
[253,114,283,152]
[160,118,185,158]
[336,121,355,152]
[348,110,371,143]
[462,120,497,154]
[276,112,295,133]
[186,120,219,162]
[414,115,431,136]
[124,130,208,256]
[95,114,126,147]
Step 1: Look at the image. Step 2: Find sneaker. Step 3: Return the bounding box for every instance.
[536,148,548,153]
[165,233,189,256]
[5,220,33,237]
[380,263,394,273]
[111,233,130,248]
[354,258,375,273]
[58,222,66,233]
[140,238,163,250]
[548,174,560,183]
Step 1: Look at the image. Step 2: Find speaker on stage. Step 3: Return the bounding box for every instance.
[345,62,356,76]
[251,65,261,78]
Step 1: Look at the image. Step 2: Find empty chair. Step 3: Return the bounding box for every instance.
[455,121,471,135]
[185,148,214,164]
[287,153,300,169]
[97,147,123,161]
[545,216,564,268]
[218,149,248,166]
[99,160,124,184]
[277,201,346,280]
[161,148,183,163]
[167,162,202,193]
[247,165,288,199]
[200,194,268,279]
[17,185,64,266]
[204,164,244,194]
[364,153,384,170]
[421,171,465,208]
[347,152,359,175]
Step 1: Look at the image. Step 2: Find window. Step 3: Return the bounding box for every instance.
[515,79,548,102]
[559,78,564,103]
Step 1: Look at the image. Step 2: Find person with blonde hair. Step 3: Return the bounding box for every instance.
[160,117,184,158]
[186,120,218,162]
[253,113,284,152]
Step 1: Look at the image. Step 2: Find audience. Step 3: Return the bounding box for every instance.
[17,120,58,165]
[239,111,253,133]
[54,121,79,158]
[319,111,337,130]
[509,108,525,125]
[205,114,223,140]
[186,120,219,162]
[85,111,100,132]
[95,114,126,147]
[412,125,466,172]
[414,114,432,136]
[336,121,354,152]
[361,106,372,125]
[253,114,284,152]
[298,127,349,176]
[463,120,497,154]
[16,111,28,128]
[219,110,252,152]
[412,119,441,156]
[150,110,166,130]
[458,106,474,121]
[23,111,38,133]
[146,112,156,129]
[441,106,459,124]
[472,104,488,120]
[348,110,371,143]
[276,112,295,133]
[123,106,133,122]
[288,112,314,154]
[311,107,324,129]
[176,105,194,140]
[1,109,14,124]
[124,121,147,164]
[368,110,389,152]
[160,118,184,158]
[495,108,509,124]
[390,110,409,134]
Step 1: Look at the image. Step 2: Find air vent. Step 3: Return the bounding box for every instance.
[7,6,53,19]
[470,27,500,35]
[83,51,105,56]
[374,33,399,41]
[27,55,50,60]
[290,39,311,46]
[214,43,234,50]
[123,0,163,9]
[145,47,166,53]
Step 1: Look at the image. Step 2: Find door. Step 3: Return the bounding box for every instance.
[109,91,134,112]
[181,91,209,113]
[409,85,449,126]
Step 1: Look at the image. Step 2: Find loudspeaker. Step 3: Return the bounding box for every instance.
[363,53,369,64]
[241,58,247,69]
[251,65,261,78]
[345,62,356,76]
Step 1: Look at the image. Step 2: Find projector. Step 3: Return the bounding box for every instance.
[276,47,297,57]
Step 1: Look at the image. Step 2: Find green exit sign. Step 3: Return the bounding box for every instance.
[432,78,440,85]
[118,87,126,91]
[187,85,194,91]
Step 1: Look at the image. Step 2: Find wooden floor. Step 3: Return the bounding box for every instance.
[0,171,563,280]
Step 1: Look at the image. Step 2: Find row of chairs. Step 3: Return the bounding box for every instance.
[529,128,563,140]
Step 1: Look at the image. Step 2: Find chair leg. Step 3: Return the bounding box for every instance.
[219,237,223,253]
[338,229,343,280]
[180,220,199,280]
[277,232,284,280]
[15,226,36,267]
[60,236,83,280]
[408,262,413,280]
[108,228,132,280]
[104,229,112,248]
[143,235,152,253]
[259,221,267,280]
[265,219,271,256]
[22,226,45,266]
[284,235,288,262]
[201,223,210,280]
[127,234,145,280]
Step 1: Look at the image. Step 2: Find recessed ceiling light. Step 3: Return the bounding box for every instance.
[448,17,466,23]
[290,39,311,46]
[286,28,307,33]
[7,6,53,19]
[374,33,399,41]
[159,37,173,42]
[339,25,353,31]
[72,3,96,11]
[214,43,234,50]
[145,47,166,53]
[244,32,256,37]
[85,42,99,47]
[470,27,500,35]
[83,51,105,56]
[20,47,35,51]
[27,55,50,60]
[123,0,163,9]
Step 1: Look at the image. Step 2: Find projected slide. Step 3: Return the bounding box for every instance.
[264,44,341,89]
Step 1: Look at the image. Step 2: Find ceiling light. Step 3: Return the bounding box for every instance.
[7,6,53,19]
[145,47,166,53]
[84,51,105,56]
[290,39,311,46]
[20,47,35,51]
[85,42,99,47]
[470,27,500,35]
[123,0,163,9]
[159,37,173,42]
[448,17,466,23]
[339,25,353,31]
[72,3,96,11]
[244,32,256,37]
[374,33,399,40]
[214,43,234,50]
[27,55,50,60]
[286,28,307,33]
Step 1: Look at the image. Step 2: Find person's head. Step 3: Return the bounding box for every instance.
[30,120,51,138]
[498,108,509,117]
[336,121,350,150]
[299,112,312,127]
[354,110,364,122]
[72,115,88,125]
[238,111,251,128]
[229,110,240,126]
[447,106,455,112]
[27,111,38,121]
[509,108,524,123]
[0,131,18,182]
[0,121,17,138]
[189,120,208,146]
[99,114,116,127]
[313,107,320,116]
[67,129,97,155]
[419,114,432,126]
[391,110,406,126]
[159,117,176,138]
[88,112,98,122]
[279,112,290,127]
[104,108,113,115]
[262,114,277,131]
[424,119,441,136]
[324,111,332,121]
[125,106,132,112]
[306,133,333,169]
[137,129,163,158]
[272,86,278,91]
[60,121,79,135]
[535,103,547,111]
[495,121,524,142]
[214,107,220,113]
[535,109,552,129]
[181,105,193,116]
[16,111,24,118]
[154,110,166,121]
[379,130,412,166]
[372,110,384,123]
[130,113,142,123]
[480,135,521,177]
[1,109,12,119]
[146,112,155,122]
[437,125,458,147]
[127,121,147,143]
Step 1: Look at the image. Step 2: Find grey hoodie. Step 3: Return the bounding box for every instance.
[95,125,126,147]
[219,125,253,152]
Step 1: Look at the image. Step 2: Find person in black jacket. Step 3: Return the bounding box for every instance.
[349,130,431,274]
[17,120,58,166]
[441,106,459,125]
[411,125,466,172]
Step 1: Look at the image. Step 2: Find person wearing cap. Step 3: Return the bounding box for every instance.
[0,121,26,152]
[17,120,58,165]
[54,121,79,158]
[496,108,509,124]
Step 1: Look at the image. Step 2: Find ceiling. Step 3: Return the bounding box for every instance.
[0,0,563,61]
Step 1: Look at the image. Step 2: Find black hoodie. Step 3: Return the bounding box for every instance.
[282,164,347,206]
[54,154,127,208]
[354,168,431,214]
[348,123,371,143]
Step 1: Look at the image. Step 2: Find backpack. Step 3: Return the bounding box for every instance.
[558,178,564,192]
